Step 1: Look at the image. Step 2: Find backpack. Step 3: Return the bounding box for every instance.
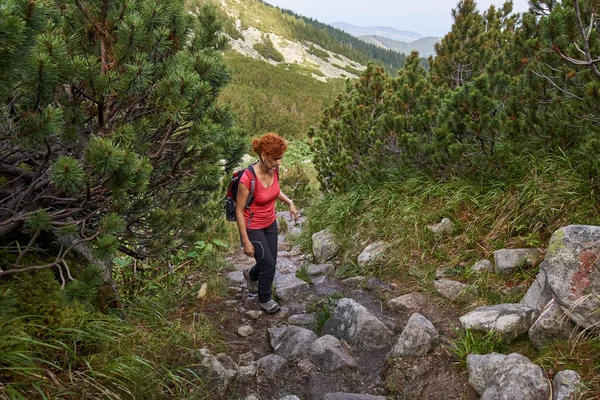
[224,164,257,222]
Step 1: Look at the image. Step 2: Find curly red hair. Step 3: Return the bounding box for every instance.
[252,133,287,159]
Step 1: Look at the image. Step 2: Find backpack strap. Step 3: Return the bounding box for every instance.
[245,165,257,227]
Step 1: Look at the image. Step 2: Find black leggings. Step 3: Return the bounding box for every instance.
[246,220,278,303]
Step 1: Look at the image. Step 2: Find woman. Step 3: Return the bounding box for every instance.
[236,133,298,314]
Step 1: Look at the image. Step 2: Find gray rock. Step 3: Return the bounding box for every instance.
[256,354,288,377]
[307,263,334,276]
[357,241,389,269]
[244,395,259,400]
[279,396,300,400]
[365,277,395,292]
[278,241,292,251]
[481,353,551,400]
[472,259,494,273]
[288,313,316,327]
[226,271,244,284]
[236,364,256,384]
[435,266,458,278]
[388,313,439,358]
[195,349,237,395]
[467,353,508,395]
[433,278,475,301]
[312,229,340,262]
[553,370,581,400]
[427,217,454,234]
[273,326,318,361]
[542,225,600,329]
[216,353,238,371]
[322,393,387,400]
[341,276,366,288]
[274,274,310,302]
[311,275,344,297]
[309,334,357,371]
[460,303,538,342]
[267,326,288,349]
[387,292,429,314]
[520,270,553,312]
[246,310,262,319]
[321,298,392,349]
[238,351,255,365]
[237,325,253,337]
[528,299,576,349]
[493,248,540,274]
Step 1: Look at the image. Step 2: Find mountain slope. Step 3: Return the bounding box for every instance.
[332,22,423,42]
[199,0,409,74]
[359,35,440,58]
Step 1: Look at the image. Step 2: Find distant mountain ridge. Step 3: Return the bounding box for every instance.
[360,35,440,58]
[332,22,423,42]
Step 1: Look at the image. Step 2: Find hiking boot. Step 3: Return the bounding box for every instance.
[243,269,258,293]
[260,299,280,314]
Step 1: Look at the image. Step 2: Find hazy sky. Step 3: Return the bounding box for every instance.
[263,0,531,37]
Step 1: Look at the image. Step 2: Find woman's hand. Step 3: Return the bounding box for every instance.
[289,203,299,223]
[243,241,254,257]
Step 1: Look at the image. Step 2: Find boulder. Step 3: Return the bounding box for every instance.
[195,349,237,395]
[274,274,310,301]
[542,225,600,329]
[427,217,454,234]
[256,354,288,378]
[312,229,340,262]
[480,353,551,400]
[357,241,389,269]
[387,292,429,314]
[341,276,366,288]
[288,313,316,327]
[226,271,244,284]
[434,278,475,301]
[493,248,540,274]
[365,277,395,293]
[388,313,439,358]
[267,326,288,349]
[279,396,300,400]
[528,299,576,349]
[553,370,581,400]
[520,270,553,312]
[467,353,507,395]
[472,259,494,273]
[311,275,345,297]
[321,298,393,349]
[308,335,357,371]
[322,394,387,400]
[236,365,256,384]
[273,326,318,361]
[307,263,334,276]
[459,303,537,342]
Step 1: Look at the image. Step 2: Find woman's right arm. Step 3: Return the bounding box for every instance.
[235,182,254,257]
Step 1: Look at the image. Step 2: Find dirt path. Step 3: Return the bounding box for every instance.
[201,213,478,400]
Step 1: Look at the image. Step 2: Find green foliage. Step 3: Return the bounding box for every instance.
[1,0,246,274]
[220,52,345,139]
[295,264,310,283]
[253,34,284,62]
[307,44,330,60]
[448,327,506,366]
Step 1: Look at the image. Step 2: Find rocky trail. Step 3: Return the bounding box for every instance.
[196,213,477,400]
[194,215,592,399]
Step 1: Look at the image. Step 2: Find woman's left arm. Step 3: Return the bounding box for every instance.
[278,191,298,222]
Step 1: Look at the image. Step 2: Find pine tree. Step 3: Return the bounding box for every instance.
[0,1,245,282]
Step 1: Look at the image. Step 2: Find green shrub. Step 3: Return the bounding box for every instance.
[253,34,284,62]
